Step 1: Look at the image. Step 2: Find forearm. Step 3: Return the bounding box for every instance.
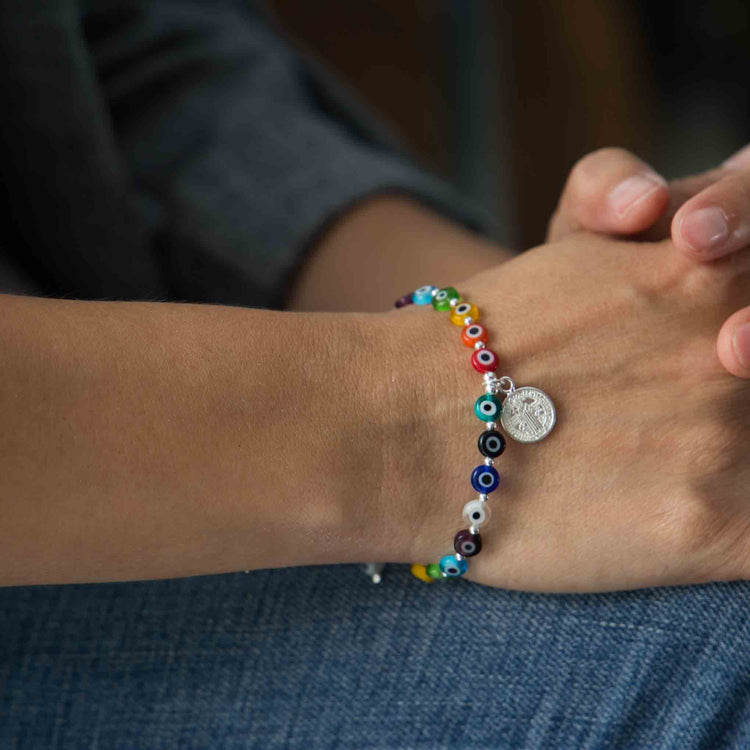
[0,295,405,586]
[286,195,515,312]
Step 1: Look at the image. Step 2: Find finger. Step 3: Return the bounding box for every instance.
[548,147,669,242]
[671,144,750,260]
[673,170,750,262]
[717,307,750,378]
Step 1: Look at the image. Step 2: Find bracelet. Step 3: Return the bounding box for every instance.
[393,284,557,583]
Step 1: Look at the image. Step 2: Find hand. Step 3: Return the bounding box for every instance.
[384,230,750,593]
[547,145,750,378]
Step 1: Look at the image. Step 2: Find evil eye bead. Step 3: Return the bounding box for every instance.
[461,323,488,347]
[478,430,506,458]
[450,302,479,326]
[426,563,444,580]
[440,554,468,578]
[432,286,460,311]
[454,529,482,557]
[412,285,437,305]
[474,394,502,422]
[394,293,414,308]
[471,464,500,494]
[471,347,499,373]
[463,499,491,528]
[410,563,435,583]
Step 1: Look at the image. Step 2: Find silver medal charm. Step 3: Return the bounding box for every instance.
[499,383,556,443]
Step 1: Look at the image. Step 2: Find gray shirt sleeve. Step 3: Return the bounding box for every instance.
[87,0,493,308]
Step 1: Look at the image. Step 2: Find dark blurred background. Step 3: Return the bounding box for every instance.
[267,0,750,249]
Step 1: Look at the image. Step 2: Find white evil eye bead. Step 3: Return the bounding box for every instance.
[463,499,491,528]
[474,394,501,422]
[439,554,468,577]
[450,302,479,326]
[412,285,437,305]
[471,464,500,494]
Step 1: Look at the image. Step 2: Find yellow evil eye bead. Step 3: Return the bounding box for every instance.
[410,563,435,583]
[432,286,460,311]
[450,302,479,326]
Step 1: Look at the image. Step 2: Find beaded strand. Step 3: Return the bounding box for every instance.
[395,284,508,583]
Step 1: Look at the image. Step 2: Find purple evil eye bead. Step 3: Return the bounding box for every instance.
[471,464,500,494]
[439,554,468,578]
[394,293,414,308]
[454,529,482,557]
[412,285,437,305]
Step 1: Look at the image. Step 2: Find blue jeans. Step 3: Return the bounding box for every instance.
[1,564,749,749]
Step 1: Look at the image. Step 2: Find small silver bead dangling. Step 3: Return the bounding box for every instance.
[474,341,486,350]
[464,316,474,325]
[449,297,460,308]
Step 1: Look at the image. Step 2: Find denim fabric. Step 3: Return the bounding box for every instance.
[2,565,749,749]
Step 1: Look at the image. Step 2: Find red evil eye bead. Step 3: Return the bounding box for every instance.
[454,529,482,557]
[450,302,479,326]
[461,323,488,347]
[471,347,499,373]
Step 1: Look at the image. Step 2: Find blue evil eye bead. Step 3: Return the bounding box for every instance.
[432,286,460,311]
[454,529,482,557]
[478,430,506,459]
[412,285,437,305]
[471,464,500,494]
[463,499,491,528]
[474,394,502,422]
[440,554,468,577]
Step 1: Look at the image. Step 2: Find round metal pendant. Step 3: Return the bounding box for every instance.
[500,387,556,443]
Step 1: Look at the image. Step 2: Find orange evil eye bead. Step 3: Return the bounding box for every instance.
[461,323,488,347]
[450,302,479,326]
[471,347,499,373]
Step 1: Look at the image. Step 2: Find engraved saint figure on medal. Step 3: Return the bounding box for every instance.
[500,387,556,443]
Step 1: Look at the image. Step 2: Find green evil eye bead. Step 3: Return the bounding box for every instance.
[426,563,445,580]
[475,394,502,422]
[440,554,468,578]
[432,286,460,311]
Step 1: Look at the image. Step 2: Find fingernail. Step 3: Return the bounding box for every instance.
[678,206,729,254]
[609,174,666,218]
[723,143,750,170]
[733,323,750,368]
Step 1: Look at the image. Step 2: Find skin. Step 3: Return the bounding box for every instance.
[2,146,750,591]
[390,231,750,592]
[547,144,750,378]
[0,228,748,593]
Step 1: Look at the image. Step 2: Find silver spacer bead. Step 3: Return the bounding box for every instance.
[455,553,464,562]
[430,287,439,297]
[486,423,496,431]
[464,316,474,325]
[479,494,489,502]
[449,297,459,308]
[474,341,486,350]
[484,457,494,466]
[469,525,479,535]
